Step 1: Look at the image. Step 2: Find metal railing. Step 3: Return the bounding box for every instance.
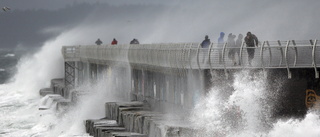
[62,39,320,78]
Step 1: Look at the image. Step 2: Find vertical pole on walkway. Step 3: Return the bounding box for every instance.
[266,41,272,67]
[285,40,292,79]
[222,42,228,78]
[291,40,298,67]
[312,39,319,78]
[278,40,284,67]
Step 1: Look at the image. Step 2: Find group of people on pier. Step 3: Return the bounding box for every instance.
[201,31,259,66]
[95,38,139,46]
[94,31,258,66]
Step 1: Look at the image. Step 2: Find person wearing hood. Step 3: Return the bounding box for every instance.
[218,32,225,64]
[201,35,211,48]
[200,35,211,63]
[95,38,102,45]
[111,38,118,45]
[130,38,139,44]
[227,33,237,66]
[244,32,258,66]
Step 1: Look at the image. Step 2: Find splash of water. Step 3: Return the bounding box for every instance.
[267,112,320,137]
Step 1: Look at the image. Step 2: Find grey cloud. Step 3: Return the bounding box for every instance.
[1,0,319,50]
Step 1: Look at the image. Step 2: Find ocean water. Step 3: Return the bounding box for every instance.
[0,50,18,84]
[1,44,320,137]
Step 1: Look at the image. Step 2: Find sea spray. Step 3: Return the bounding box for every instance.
[190,70,271,136]
[228,70,271,133]
[267,112,320,137]
[189,86,227,136]
[44,66,129,137]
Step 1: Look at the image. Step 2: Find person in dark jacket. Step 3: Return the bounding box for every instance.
[111,38,118,45]
[201,35,211,48]
[244,32,258,66]
[130,38,139,44]
[218,32,225,64]
[200,35,211,63]
[95,38,102,45]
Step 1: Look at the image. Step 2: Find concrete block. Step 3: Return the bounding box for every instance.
[95,126,126,137]
[104,131,147,137]
[39,88,53,96]
[85,119,118,136]
[105,101,144,122]
[89,101,199,137]
[118,107,144,126]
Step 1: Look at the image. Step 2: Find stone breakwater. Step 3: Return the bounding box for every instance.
[39,78,197,137]
[85,101,196,137]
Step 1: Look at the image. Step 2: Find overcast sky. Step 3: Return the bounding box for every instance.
[0,0,320,50]
[0,0,170,10]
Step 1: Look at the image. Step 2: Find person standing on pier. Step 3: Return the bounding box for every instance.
[130,38,139,44]
[201,35,211,48]
[244,32,258,66]
[111,38,118,45]
[227,33,237,66]
[218,32,225,64]
[200,35,211,63]
[95,38,103,45]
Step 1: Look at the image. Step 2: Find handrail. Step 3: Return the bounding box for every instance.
[239,41,245,68]
[260,41,266,71]
[291,40,298,67]
[208,42,214,72]
[196,43,201,70]
[62,40,320,77]
[222,42,228,77]
[284,40,291,79]
[266,41,272,67]
[277,40,284,67]
[312,39,319,78]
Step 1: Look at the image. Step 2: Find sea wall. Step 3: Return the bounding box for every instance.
[85,101,197,137]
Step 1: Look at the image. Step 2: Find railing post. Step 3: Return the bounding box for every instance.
[181,43,187,75]
[176,44,183,76]
[196,43,201,70]
[239,41,245,68]
[260,41,266,71]
[312,39,319,78]
[277,40,284,67]
[158,44,163,68]
[187,44,193,69]
[208,43,214,72]
[222,42,228,78]
[285,40,292,79]
[266,41,272,67]
[168,45,173,69]
[291,40,298,67]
